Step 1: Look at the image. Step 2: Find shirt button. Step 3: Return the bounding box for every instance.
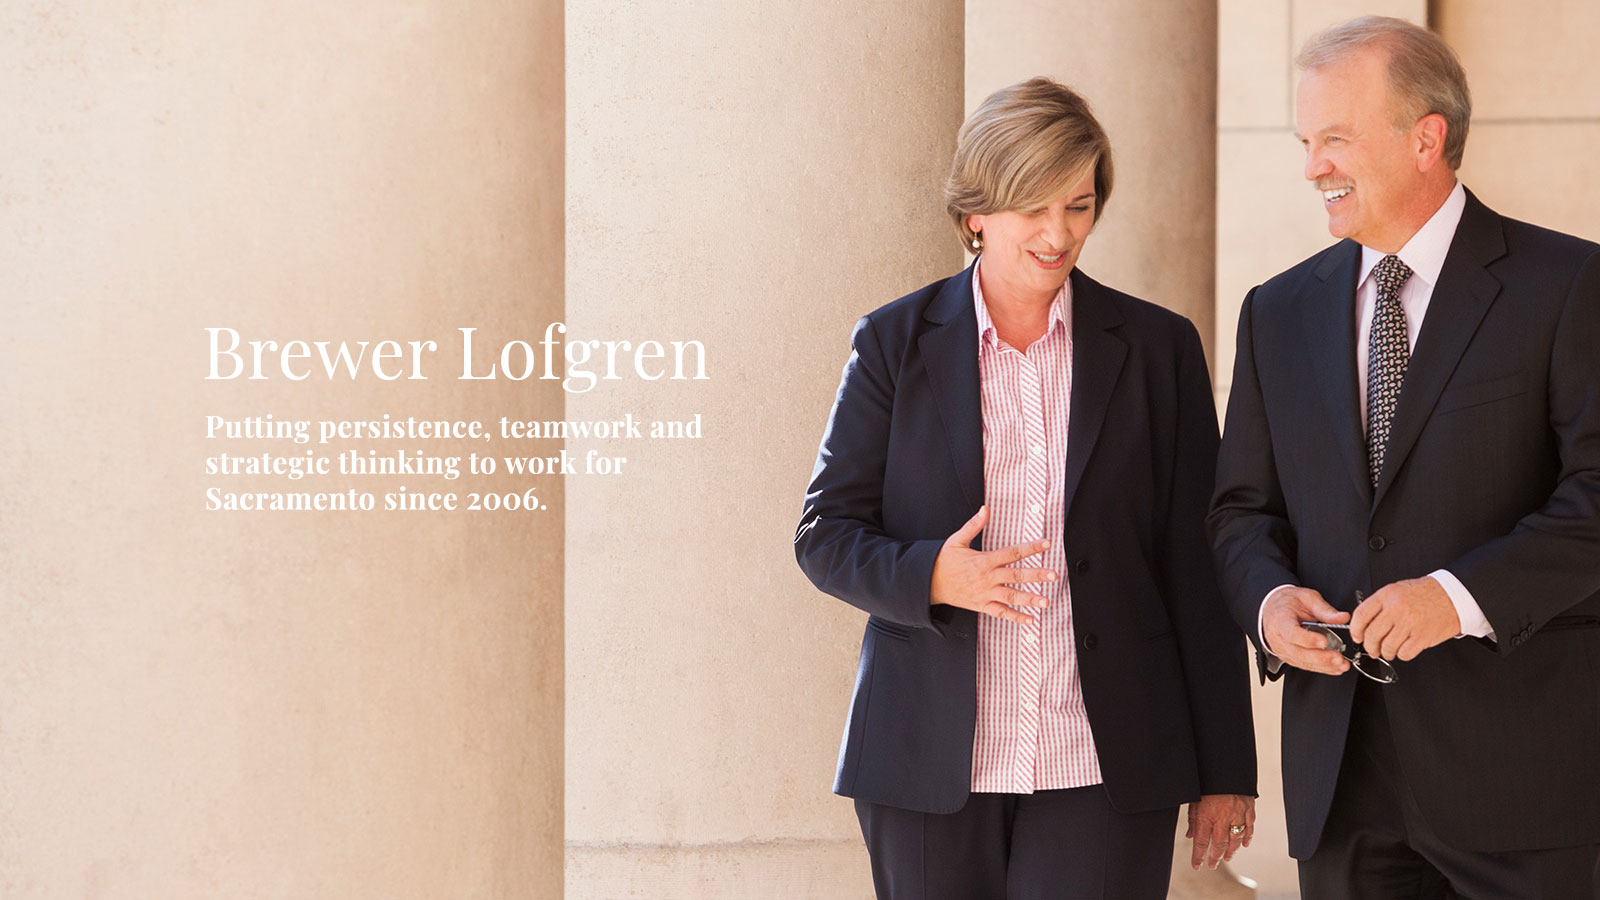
[1024,701,1038,712]
[1025,632,1038,645]
[1030,444,1044,456]
[1027,502,1042,515]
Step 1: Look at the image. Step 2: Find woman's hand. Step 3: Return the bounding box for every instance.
[1186,793,1255,869]
[929,506,1056,624]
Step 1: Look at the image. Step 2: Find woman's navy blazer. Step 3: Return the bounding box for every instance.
[795,261,1256,814]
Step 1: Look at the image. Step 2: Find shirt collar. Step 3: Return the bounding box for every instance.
[1358,180,1466,291]
[971,255,1072,349]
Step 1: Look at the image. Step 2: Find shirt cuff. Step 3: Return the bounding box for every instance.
[1428,569,1496,640]
[1258,583,1297,674]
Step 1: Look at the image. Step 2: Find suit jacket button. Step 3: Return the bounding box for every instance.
[1368,536,1387,551]
[1082,632,1099,650]
[1073,559,1090,575]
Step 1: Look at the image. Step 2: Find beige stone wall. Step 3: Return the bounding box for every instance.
[561,1,962,897]
[0,2,564,898]
[9,4,1593,899]
[1437,1,1600,241]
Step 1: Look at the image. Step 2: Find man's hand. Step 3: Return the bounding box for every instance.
[1262,587,1352,675]
[1350,577,1460,660]
[929,506,1055,624]
[1186,794,1255,869]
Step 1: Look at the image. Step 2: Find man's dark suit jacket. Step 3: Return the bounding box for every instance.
[1209,189,1600,859]
[794,262,1255,816]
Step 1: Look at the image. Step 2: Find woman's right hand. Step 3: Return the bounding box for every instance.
[929,506,1056,624]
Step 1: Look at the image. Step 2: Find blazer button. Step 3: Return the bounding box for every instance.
[1082,632,1099,650]
[1073,559,1090,575]
[1368,536,1387,551]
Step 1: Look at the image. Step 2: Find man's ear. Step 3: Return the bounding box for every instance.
[1414,113,1449,173]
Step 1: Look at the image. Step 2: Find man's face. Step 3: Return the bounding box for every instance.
[1294,47,1423,252]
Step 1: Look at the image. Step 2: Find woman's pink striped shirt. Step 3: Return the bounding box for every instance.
[970,263,1102,794]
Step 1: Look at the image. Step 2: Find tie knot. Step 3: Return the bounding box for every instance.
[1373,254,1413,300]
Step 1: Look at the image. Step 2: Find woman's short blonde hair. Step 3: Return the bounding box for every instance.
[945,77,1114,251]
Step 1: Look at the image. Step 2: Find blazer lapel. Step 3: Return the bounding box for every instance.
[1304,240,1372,505]
[919,262,986,519]
[1372,190,1506,510]
[1062,270,1127,523]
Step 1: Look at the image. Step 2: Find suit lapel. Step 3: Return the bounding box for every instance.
[919,262,986,518]
[1062,270,1127,523]
[1371,191,1507,510]
[1304,241,1372,504]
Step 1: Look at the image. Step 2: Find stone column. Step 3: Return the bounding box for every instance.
[967,0,1221,358]
[965,2,1241,897]
[0,2,564,897]
[562,1,963,897]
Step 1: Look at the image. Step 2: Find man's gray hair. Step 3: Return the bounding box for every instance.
[1297,16,1472,170]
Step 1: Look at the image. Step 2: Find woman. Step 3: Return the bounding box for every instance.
[794,77,1257,899]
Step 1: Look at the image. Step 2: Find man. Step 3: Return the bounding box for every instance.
[1209,15,1600,899]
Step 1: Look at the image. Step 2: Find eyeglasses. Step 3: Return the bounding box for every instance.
[1297,622,1398,683]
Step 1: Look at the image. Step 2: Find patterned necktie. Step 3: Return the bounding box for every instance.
[1367,254,1414,487]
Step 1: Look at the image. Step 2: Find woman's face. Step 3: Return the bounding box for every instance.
[967,169,1096,306]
